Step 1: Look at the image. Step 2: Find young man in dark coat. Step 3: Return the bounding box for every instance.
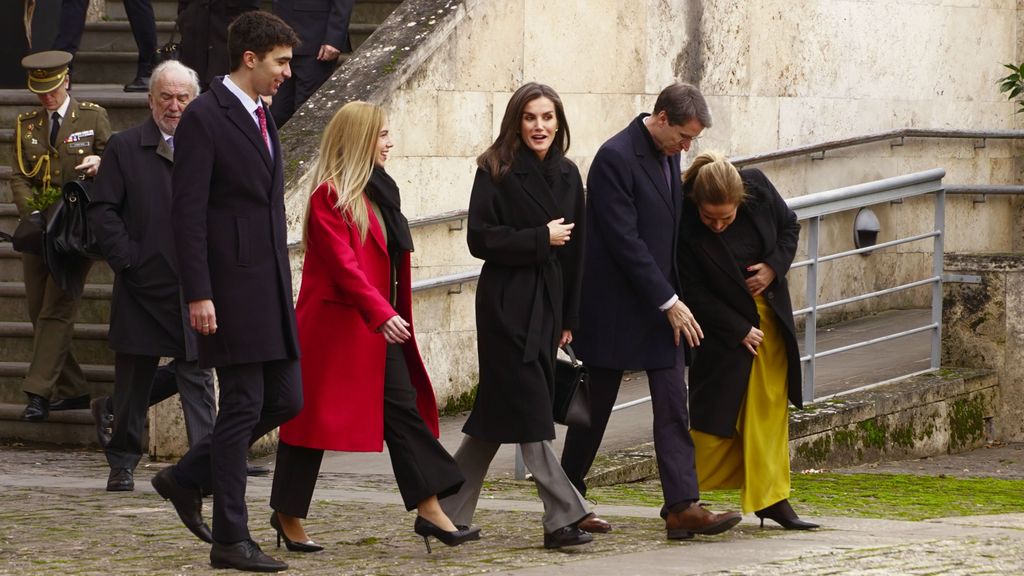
[87,60,216,493]
[150,12,301,573]
[562,83,742,540]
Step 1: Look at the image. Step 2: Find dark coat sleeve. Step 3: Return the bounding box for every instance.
[747,169,800,279]
[467,168,551,266]
[87,133,137,273]
[324,0,354,50]
[171,105,215,303]
[586,146,676,309]
[560,165,586,332]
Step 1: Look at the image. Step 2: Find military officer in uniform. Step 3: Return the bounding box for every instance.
[12,51,111,421]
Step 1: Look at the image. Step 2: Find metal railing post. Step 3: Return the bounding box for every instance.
[931,188,945,369]
[803,217,820,401]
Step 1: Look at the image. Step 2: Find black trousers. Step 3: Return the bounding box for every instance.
[104,355,216,470]
[54,0,157,78]
[560,345,698,517]
[271,344,463,517]
[177,0,259,90]
[268,54,336,127]
[172,358,302,544]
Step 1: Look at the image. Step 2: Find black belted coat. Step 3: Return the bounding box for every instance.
[462,151,586,443]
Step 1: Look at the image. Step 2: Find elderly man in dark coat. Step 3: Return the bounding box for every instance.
[87,60,216,493]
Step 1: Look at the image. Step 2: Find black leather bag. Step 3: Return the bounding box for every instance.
[48,179,102,260]
[553,344,591,428]
[11,211,46,254]
[154,25,180,64]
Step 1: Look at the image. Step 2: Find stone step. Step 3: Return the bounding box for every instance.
[0,244,114,284]
[104,0,399,27]
[0,167,10,204]
[70,51,141,86]
[0,402,102,446]
[79,21,177,53]
[0,361,115,405]
[106,0,181,22]
[0,84,151,132]
[0,321,114,366]
[0,128,13,168]
[0,281,112,324]
[353,0,404,25]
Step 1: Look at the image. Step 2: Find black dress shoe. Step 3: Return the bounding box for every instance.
[543,525,593,549]
[210,539,288,572]
[22,393,49,421]
[107,467,134,491]
[50,394,90,411]
[151,466,214,543]
[91,396,114,447]
[123,76,150,93]
[246,464,271,477]
[754,499,820,530]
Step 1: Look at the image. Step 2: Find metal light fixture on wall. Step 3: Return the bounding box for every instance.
[853,207,880,254]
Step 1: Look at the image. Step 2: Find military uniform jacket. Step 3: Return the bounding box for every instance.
[11,97,112,216]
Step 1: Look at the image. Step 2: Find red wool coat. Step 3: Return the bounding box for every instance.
[279,182,439,451]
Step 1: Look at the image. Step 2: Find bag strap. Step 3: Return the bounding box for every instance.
[560,344,580,368]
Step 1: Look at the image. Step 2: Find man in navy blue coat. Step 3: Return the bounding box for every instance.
[150,12,301,573]
[563,83,741,540]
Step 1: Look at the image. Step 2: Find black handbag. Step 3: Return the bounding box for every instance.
[553,344,591,428]
[47,179,103,260]
[154,25,180,64]
[11,211,46,254]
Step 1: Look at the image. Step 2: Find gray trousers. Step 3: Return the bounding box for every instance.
[440,436,590,533]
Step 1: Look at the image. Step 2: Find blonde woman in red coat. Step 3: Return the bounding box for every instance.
[269,101,478,553]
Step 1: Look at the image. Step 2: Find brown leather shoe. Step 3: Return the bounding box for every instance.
[665,502,741,540]
[577,513,612,533]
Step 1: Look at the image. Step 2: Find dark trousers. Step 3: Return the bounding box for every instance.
[177,0,259,90]
[54,0,157,78]
[269,54,336,126]
[20,253,90,400]
[104,355,216,470]
[173,358,302,544]
[271,344,463,517]
[561,345,697,517]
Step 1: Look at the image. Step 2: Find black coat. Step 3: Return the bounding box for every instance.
[273,0,353,55]
[574,114,684,370]
[87,117,195,359]
[171,78,299,368]
[462,153,586,443]
[679,168,802,438]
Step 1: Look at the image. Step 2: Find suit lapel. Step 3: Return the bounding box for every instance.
[698,227,748,293]
[629,122,674,212]
[214,81,273,172]
[141,117,174,162]
[512,154,559,219]
[364,197,388,256]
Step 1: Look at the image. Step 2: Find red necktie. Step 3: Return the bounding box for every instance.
[255,106,270,151]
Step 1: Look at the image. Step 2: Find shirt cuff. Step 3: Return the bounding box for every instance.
[659,294,679,312]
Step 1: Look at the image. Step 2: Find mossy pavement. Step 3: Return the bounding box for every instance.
[1,441,1023,575]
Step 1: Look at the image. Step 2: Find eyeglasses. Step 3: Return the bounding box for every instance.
[678,132,702,144]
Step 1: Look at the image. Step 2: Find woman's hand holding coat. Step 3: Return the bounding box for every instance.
[742,326,764,356]
[744,262,776,296]
[378,315,411,344]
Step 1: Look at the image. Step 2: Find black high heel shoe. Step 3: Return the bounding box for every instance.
[270,512,324,552]
[413,516,481,553]
[754,499,819,530]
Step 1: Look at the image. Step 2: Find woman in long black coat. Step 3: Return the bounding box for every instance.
[439,82,602,549]
[679,151,818,530]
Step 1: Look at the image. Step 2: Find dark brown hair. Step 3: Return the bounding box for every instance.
[228,11,300,72]
[477,82,571,182]
[654,83,712,128]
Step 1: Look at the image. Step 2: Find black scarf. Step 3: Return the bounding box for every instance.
[365,165,413,259]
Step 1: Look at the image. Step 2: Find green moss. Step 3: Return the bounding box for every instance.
[795,434,832,466]
[438,386,477,417]
[890,421,916,449]
[858,419,887,449]
[381,52,402,74]
[949,396,986,450]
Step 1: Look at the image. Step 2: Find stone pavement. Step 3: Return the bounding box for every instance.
[2,441,1023,575]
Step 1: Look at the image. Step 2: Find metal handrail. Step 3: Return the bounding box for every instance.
[730,128,1024,167]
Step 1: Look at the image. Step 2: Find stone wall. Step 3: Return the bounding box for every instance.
[282,0,1024,407]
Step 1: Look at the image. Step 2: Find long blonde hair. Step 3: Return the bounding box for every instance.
[305,101,385,242]
[682,151,746,206]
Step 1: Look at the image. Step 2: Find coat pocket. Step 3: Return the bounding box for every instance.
[235,217,251,267]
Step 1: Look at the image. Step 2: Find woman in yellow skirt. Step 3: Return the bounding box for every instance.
[678,151,818,530]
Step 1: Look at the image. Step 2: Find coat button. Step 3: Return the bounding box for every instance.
[766,291,774,300]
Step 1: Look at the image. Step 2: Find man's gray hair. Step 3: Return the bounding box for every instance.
[653,83,712,128]
[149,60,201,97]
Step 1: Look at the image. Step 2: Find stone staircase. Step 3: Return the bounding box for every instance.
[0,0,401,446]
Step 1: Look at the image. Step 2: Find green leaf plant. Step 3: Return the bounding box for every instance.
[997,63,1024,114]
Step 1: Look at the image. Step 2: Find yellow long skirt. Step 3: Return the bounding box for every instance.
[692,295,790,513]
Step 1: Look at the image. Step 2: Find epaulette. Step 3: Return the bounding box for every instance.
[79,101,102,109]
[17,110,39,121]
